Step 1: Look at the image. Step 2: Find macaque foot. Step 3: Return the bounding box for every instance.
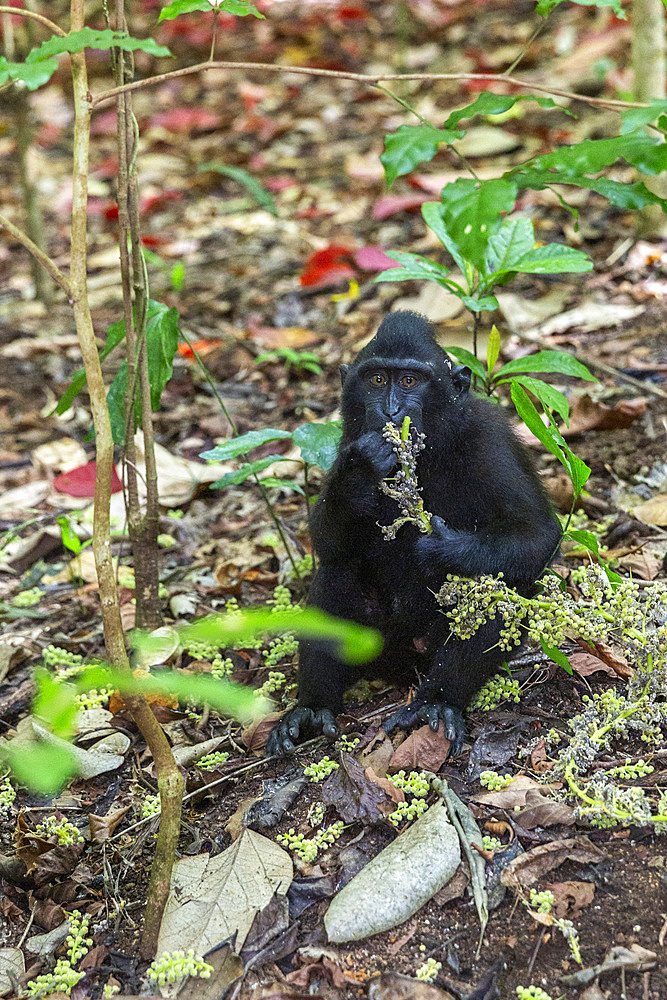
[266,706,339,756]
[383,700,466,756]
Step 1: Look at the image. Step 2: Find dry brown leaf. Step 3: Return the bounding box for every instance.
[88,807,131,844]
[563,394,647,436]
[546,880,595,919]
[569,652,617,677]
[632,494,667,526]
[387,723,451,773]
[500,837,606,892]
[575,640,631,679]
[365,767,405,804]
[242,713,281,751]
[617,549,661,580]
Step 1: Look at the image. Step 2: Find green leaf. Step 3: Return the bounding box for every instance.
[210,455,289,489]
[496,375,570,425]
[539,638,572,674]
[512,167,667,211]
[510,381,566,464]
[437,177,518,270]
[512,132,667,182]
[535,0,625,18]
[380,124,464,187]
[496,349,595,381]
[200,429,293,462]
[621,99,667,133]
[145,301,180,412]
[56,516,83,555]
[372,250,451,284]
[565,528,599,556]
[445,346,487,381]
[484,217,535,275]
[199,162,277,215]
[444,91,574,129]
[458,293,499,313]
[421,201,468,274]
[32,669,79,740]
[26,28,171,61]
[0,55,58,90]
[260,478,305,495]
[486,325,500,376]
[159,0,263,19]
[508,243,592,275]
[293,421,343,470]
[106,362,128,446]
[1,742,76,796]
[55,317,127,416]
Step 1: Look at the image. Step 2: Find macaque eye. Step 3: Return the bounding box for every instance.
[369,373,387,387]
[400,374,419,388]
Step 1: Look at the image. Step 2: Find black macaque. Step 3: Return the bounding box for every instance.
[266,311,562,757]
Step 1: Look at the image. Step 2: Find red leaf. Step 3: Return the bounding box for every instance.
[53,461,123,497]
[139,190,183,216]
[177,339,223,359]
[354,247,401,271]
[372,194,430,219]
[300,245,355,287]
[149,108,221,133]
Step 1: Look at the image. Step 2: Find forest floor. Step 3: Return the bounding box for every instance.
[1,1,667,998]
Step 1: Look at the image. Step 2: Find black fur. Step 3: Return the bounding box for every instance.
[266,311,561,756]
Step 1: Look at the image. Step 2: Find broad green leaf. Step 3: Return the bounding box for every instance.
[539,638,572,674]
[486,325,500,376]
[107,362,128,446]
[444,91,574,130]
[565,528,599,556]
[210,455,289,489]
[1,742,76,795]
[145,301,180,412]
[536,0,625,18]
[32,669,79,740]
[458,294,499,313]
[496,349,595,381]
[621,100,667,133]
[159,0,263,19]
[260,478,305,495]
[56,516,83,555]
[26,28,171,61]
[509,242,592,275]
[421,201,468,274]
[510,381,566,465]
[373,250,452,284]
[199,162,277,215]
[542,410,591,496]
[438,177,517,270]
[512,167,667,211]
[293,421,342,470]
[55,317,127,416]
[380,124,464,187]
[496,375,570,424]
[200,428,293,462]
[445,346,487,381]
[512,132,667,181]
[484,217,535,275]
[0,55,58,90]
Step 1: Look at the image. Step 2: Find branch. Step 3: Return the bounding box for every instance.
[0,212,71,296]
[0,6,65,36]
[91,61,649,112]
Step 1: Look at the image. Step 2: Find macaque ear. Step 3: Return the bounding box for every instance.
[340,364,350,387]
[451,365,471,399]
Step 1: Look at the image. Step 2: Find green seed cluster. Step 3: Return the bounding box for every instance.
[379,421,431,540]
[35,816,84,846]
[146,950,213,985]
[304,756,339,782]
[389,770,430,797]
[157,533,177,548]
[141,794,161,818]
[479,770,514,791]
[415,957,441,983]
[338,735,360,751]
[277,821,344,862]
[0,775,16,815]
[307,801,325,827]
[225,598,263,649]
[256,670,287,697]
[27,958,84,997]
[263,636,298,667]
[482,835,502,851]
[516,987,553,1000]
[42,645,83,673]
[288,553,313,579]
[65,911,93,965]
[470,674,521,711]
[388,798,429,827]
[197,751,230,769]
[529,889,554,914]
[13,587,42,607]
[606,758,654,779]
[185,641,233,678]
[75,688,112,709]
